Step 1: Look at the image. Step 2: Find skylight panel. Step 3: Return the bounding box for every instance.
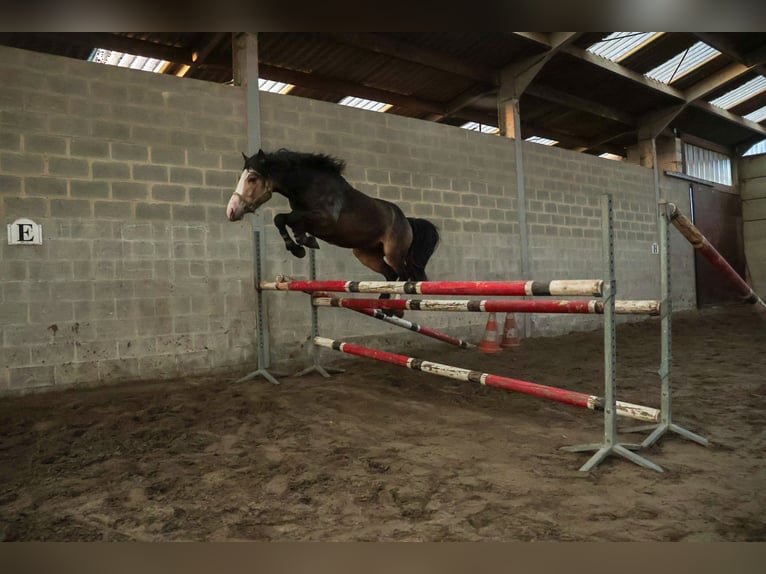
[338,96,392,112]
[709,76,766,109]
[599,153,624,161]
[743,139,766,156]
[88,48,169,73]
[259,79,294,94]
[525,136,558,146]
[586,32,662,62]
[645,41,720,84]
[744,105,766,123]
[460,121,499,134]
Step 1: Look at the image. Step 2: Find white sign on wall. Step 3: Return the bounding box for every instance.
[7,218,43,245]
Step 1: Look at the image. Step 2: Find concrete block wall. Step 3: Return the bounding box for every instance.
[0,46,255,393]
[739,153,766,293]
[1,45,697,392]
[255,93,696,366]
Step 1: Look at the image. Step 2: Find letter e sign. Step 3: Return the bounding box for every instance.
[7,218,43,245]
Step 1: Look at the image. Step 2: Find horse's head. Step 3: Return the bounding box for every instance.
[226,149,273,221]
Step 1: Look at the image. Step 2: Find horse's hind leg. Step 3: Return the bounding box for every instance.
[353,248,403,317]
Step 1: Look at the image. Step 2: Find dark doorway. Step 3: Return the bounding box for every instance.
[689,183,746,307]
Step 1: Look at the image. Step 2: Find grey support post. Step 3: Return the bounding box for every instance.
[561,194,663,472]
[233,32,280,386]
[294,249,345,378]
[625,201,709,447]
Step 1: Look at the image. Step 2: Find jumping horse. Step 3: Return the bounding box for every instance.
[226,148,440,286]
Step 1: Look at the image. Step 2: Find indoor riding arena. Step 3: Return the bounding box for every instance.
[1,33,765,542]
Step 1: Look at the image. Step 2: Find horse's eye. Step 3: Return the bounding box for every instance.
[247,176,257,183]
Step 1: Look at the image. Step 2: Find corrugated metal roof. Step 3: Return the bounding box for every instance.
[338,96,392,112]
[709,75,766,109]
[645,41,721,84]
[586,32,662,62]
[744,105,766,123]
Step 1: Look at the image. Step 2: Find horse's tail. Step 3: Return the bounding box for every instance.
[405,217,440,281]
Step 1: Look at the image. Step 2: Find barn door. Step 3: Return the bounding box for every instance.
[689,183,746,307]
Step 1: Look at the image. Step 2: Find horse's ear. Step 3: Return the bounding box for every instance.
[257,149,266,160]
[241,151,248,164]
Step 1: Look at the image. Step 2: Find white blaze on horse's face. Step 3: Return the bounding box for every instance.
[226,169,272,221]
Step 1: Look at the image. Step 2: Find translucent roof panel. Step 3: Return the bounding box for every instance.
[709,76,766,109]
[338,96,392,112]
[645,41,721,84]
[259,79,294,94]
[525,136,559,146]
[743,139,766,156]
[460,121,499,134]
[88,48,168,73]
[744,105,766,123]
[599,153,624,161]
[586,32,662,62]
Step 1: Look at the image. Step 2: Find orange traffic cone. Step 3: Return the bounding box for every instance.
[500,313,521,348]
[478,312,502,354]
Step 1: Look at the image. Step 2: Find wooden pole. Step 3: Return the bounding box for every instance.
[261,279,604,297]
[668,203,766,309]
[312,296,661,315]
[314,336,660,423]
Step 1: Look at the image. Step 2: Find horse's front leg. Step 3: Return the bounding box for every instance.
[274,212,306,258]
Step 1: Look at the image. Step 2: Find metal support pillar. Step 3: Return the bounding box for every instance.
[294,249,345,378]
[624,201,709,447]
[561,194,663,472]
[511,98,532,341]
[233,32,280,385]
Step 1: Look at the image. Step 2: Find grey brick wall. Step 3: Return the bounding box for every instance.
[1,45,697,392]
[255,93,695,367]
[1,46,253,393]
[740,154,766,294]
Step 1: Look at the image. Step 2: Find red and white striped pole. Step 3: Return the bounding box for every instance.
[668,203,766,309]
[312,296,661,315]
[261,279,604,297]
[314,336,660,423]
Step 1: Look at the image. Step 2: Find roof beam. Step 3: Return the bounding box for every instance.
[509,32,551,48]
[683,62,753,102]
[561,45,686,101]
[526,83,636,126]
[325,33,496,85]
[425,85,498,122]
[258,64,448,116]
[690,100,766,138]
[16,32,199,66]
[499,33,583,100]
[693,32,766,67]
[693,32,766,78]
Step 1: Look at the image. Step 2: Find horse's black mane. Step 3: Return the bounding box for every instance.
[266,148,346,176]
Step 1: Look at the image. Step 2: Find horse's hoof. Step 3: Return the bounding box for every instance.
[304,236,320,249]
[393,310,405,319]
[290,245,306,258]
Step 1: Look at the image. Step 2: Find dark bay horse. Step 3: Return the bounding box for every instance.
[226,148,440,283]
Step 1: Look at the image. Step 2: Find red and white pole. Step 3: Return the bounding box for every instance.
[668,203,765,309]
[261,279,604,297]
[312,296,661,315]
[314,336,660,423]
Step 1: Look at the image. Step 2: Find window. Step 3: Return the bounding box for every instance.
[683,142,732,186]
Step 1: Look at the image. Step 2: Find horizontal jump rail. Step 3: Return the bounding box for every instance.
[668,203,766,309]
[261,279,604,297]
[314,293,473,349]
[313,296,661,316]
[314,336,660,423]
